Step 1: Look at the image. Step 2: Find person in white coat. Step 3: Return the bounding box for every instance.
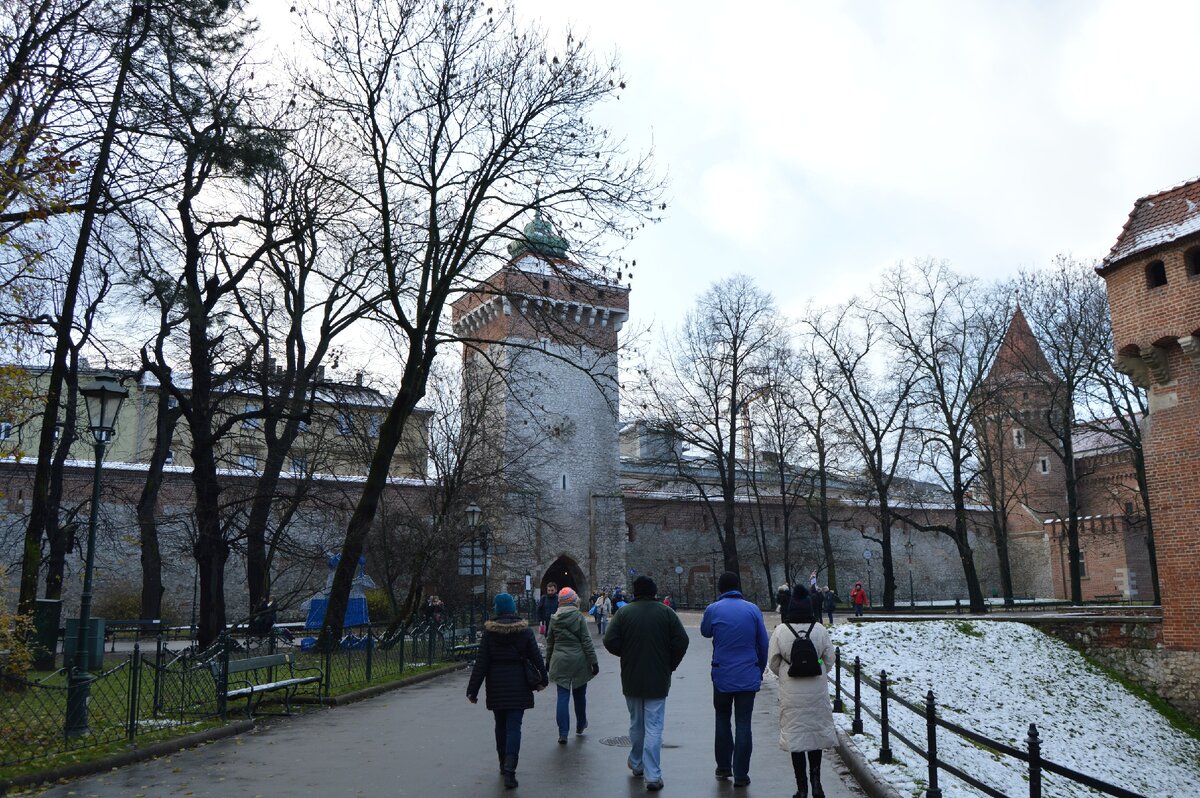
[767,585,836,798]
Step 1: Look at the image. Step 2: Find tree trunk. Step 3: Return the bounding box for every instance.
[878,500,895,610]
[136,393,176,621]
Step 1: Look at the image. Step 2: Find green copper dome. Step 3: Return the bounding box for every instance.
[507,207,569,260]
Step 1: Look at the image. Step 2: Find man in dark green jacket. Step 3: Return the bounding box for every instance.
[603,576,689,791]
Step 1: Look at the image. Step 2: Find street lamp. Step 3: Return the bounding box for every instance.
[465,503,483,620]
[862,549,873,608]
[904,539,915,609]
[66,373,128,737]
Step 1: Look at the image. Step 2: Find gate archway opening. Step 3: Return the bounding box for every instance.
[541,555,587,599]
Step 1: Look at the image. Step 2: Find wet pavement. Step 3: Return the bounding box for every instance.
[28,612,864,797]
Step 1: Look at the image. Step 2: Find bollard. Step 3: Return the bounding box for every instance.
[833,647,844,713]
[955,599,962,614]
[1027,723,1042,798]
[852,656,864,734]
[127,643,141,741]
[879,670,892,763]
[925,690,942,798]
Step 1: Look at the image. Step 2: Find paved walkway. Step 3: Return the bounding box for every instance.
[28,613,863,797]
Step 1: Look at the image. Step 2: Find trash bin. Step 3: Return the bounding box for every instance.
[63,618,106,671]
[32,599,62,671]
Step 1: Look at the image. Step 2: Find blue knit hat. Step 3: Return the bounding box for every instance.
[493,592,516,615]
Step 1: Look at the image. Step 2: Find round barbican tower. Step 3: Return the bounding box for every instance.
[450,209,630,604]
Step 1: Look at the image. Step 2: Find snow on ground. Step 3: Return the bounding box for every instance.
[822,620,1200,798]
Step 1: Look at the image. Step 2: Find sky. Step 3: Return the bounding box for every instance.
[258,0,1200,336]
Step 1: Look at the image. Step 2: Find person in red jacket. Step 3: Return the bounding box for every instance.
[849,582,868,617]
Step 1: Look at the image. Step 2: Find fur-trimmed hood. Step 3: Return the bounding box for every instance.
[484,616,529,634]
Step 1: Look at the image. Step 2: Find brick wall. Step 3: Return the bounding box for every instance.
[1100,237,1200,651]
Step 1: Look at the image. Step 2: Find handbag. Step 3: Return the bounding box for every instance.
[522,657,543,689]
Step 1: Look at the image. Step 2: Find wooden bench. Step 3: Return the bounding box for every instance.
[209,653,321,717]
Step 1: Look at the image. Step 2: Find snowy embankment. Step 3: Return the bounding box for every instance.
[822,620,1200,798]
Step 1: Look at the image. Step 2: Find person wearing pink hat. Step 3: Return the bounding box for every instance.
[546,586,600,744]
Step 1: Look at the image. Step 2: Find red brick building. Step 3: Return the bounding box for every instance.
[1097,177,1200,651]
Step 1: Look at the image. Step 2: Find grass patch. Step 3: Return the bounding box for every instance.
[953,621,984,638]
[0,717,227,783]
[320,662,447,698]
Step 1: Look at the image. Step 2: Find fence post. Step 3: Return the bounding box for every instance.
[925,690,942,798]
[365,630,374,683]
[427,626,435,667]
[879,670,892,763]
[217,635,230,720]
[323,646,332,698]
[1027,723,1041,798]
[851,656,863,734]
[152,635,164,719]
[398,623,406,672]
[127,644,141,741]
[833,647,844,713]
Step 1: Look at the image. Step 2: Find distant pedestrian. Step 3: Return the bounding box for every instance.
[466,593,548,789]
[776,583,792,616]
[603,575,690,792]
[251,595,276,636]
[662,594,674,610]
[821,587,836,625]
[850,582,868,617]
[537,582,559,636]
[546,587,599,743]
[593,591,612,635]
[768,586,836,798]
[809,570,818,592]
[700,572,769,787]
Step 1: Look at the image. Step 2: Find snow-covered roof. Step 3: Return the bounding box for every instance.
[1101,175,1200,269]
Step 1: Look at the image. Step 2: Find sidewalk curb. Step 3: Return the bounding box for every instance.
[834,726,904,798]
[0,719,255,795]
[294,661,470,707]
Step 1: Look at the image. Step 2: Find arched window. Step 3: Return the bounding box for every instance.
[1187,247,1200,278]
[1145,260,1167,288]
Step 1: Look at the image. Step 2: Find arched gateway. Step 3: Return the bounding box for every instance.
[541,555,587,597]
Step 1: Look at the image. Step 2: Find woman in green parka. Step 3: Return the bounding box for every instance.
[545,586,600,744]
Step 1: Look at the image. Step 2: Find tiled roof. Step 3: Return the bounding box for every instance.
[1101,176,1200,270]
[987,307,1053,381]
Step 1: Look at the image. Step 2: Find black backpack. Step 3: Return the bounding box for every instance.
[783,621,822,678]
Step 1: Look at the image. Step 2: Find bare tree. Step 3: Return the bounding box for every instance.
[631,275,781,576]
[875,261,1008,613]
[300,0,662,644]
[1008,257,1112,605]
[805,302,915,610]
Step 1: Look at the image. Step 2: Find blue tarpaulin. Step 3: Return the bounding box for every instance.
[305,596,368,630]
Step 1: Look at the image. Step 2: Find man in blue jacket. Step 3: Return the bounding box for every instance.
[700,571,770,788]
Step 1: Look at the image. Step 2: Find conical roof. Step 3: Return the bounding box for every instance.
[987,307,1054,382]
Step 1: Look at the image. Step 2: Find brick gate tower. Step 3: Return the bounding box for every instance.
[1099,179,1200,661]
[451,211,629,601]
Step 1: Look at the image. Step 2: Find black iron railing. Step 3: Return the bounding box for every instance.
[832,646,1148,798]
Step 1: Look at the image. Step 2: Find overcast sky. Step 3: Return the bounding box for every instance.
[261,0,1200,335]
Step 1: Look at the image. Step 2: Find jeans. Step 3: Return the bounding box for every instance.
[854,603,864,617]
[597,615,607,635]
[626,696,667,782]
[492,708,524,757]
[826,608,835,625]
[713,689,756,780]
[557,684,588,736]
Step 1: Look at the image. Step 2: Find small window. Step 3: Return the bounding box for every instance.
[367,416,381,438]
[1145,260,1167,288]
[1124,502,1135,516]
[0,421,11,441]
[542,278,550,290]
[167,396,178,410]
[1077,552,1088,579]
[1187,247,1200,278]
[1012,428,1026,449]
[164,449,174,465]
[1038,456,1050,475]
[336,413,353,436]
[242,403,260,429]
[561,474,568,490]
[238,453,257,470]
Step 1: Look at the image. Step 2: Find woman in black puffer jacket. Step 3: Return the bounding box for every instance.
[467,593,548,789]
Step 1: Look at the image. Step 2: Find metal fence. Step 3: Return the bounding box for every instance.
[0,614,479,770]
[831,647,1149,798]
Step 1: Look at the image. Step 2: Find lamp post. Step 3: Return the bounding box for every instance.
[674,565,684,609]
[465,503,482,620]
[905,540,915,609]
[525,571,533,622]
[862,549,873,607]
[66,374,128,737]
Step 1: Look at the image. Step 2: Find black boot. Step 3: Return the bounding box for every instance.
[503,754,519,789]
[808,750,825,798]
[791,752,808,798]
